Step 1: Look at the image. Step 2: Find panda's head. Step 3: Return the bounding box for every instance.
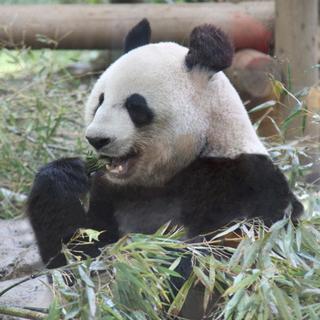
[85,19,267,186]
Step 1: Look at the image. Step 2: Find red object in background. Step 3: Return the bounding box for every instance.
[229,13,272,53]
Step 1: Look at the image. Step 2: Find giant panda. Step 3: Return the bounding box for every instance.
[27,19,303,270]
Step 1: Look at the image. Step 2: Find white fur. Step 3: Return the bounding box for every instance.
[85,43,208,141]
[198,71,267,157]
[85,42,267,184]
[86,103,136,157]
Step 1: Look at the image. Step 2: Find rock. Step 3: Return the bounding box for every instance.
[0,218,52,319]
[0,276,52,320]
[0,218,43,280]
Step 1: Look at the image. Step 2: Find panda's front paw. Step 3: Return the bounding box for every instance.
[33,157,89,197]
[27,158,91,268]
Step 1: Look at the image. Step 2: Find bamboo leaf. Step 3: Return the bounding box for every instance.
[211,222,241,240]
[168,273,197,316]
[224,288,245,319]
[224,270,261,297]
[272,285,291,320]
[86,285,97,318]
[78,265,95,287]
[248,100,277,114]
[47,298,61,320]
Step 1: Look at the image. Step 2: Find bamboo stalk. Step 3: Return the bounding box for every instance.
[0,305,47,320]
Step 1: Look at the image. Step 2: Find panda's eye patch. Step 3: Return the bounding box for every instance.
[93,93,104,115]
[125,93,154,127]
[99,93,104,106]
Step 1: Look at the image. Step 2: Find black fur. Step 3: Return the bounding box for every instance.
[91,93,104,117]
[185,24,234,72]
[98,93,104,106]
[125,93,154,127]
[27,154,302,269]
[27,158,118,268]
[124,19,151,53]
[124,20,233,72]
[175,154,303,236]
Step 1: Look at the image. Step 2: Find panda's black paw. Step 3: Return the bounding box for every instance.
[33,157,90,197]
[27,158,91,268]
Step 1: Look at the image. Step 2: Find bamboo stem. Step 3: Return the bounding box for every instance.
[0,305,47,320]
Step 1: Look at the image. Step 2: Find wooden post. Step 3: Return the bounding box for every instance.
[275,0,318,91]
[275,0,319,180]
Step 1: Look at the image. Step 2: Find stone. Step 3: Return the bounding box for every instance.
[0,218,52,319]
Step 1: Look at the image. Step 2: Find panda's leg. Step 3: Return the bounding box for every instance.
[27,158,119,268]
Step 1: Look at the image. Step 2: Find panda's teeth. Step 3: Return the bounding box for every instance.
[110,168,119,173]
[104,152,136,176]
[107,163,124,174]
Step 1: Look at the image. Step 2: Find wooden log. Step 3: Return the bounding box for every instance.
[0,2,274,51]
[225,49,283,137]
[226,49,280,101]
[110,0,144,2]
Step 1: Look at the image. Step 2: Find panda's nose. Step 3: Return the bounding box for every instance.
[86,136,111,150]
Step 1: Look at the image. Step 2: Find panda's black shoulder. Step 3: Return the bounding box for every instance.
[183,153,297,204]
[175,153,283,188]
[171,153,303,234]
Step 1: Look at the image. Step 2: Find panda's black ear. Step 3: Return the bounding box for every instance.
[185,24,234,72]
[124,19,151,53]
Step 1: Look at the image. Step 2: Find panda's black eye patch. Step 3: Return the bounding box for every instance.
[125,94,154,127]
[99,93,104,106]
[93,93,104,115]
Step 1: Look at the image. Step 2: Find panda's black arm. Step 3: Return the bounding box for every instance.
[27,157,119,268]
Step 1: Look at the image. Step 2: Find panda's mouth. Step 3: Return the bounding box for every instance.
[100,149,139,178]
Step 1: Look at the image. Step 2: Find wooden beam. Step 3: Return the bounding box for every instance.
[0,2,273,51]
